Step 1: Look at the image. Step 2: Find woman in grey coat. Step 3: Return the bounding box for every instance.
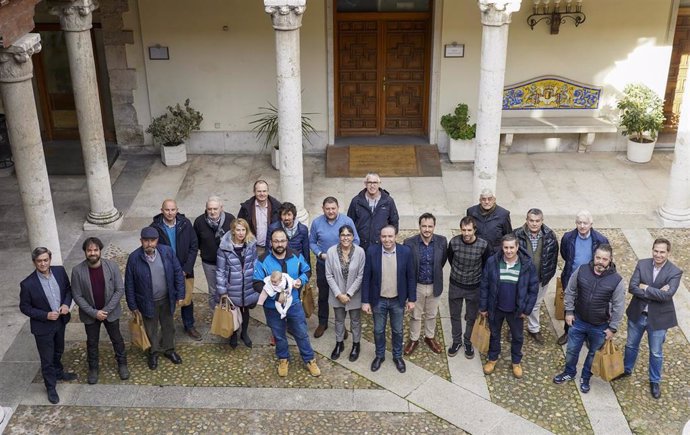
[325,224,365,362]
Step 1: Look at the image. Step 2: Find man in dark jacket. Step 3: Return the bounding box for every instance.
[513,208,558,345]
[347,172,399,251]
[266,202,310,269]
[466,188,512,252]
[194,196,235,310]
[620,238,683,399]
[403,213,447,355]
[553,244,625,394]
[447,216,491,359]
[151,199,200,340]
[19,247,77,404]
[125,227,185,370]
[238,180,281,255]
[558,210,609,345]
[480,234,538,379]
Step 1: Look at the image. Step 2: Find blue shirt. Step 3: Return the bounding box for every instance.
[417,239,434,284]
[37,271,61,311]
[309,213,360,263]
[164,223,177,256]
[573,233,593,272]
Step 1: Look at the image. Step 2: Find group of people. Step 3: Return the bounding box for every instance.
[18,174,682,405]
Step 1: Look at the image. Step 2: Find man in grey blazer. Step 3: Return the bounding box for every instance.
[619,237,683,399]
[403,213,448,355]
[71,237,128,384]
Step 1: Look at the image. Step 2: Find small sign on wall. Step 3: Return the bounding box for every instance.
[148,45,169,60]
[444,43,465,58]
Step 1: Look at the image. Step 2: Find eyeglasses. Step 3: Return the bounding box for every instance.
[340,234,353,238]
[365,181,380,185]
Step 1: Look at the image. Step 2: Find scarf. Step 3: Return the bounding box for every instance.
[337,244,354,283]
[205,212,226,240]
[283,222,298,240]
[480,203,497,216]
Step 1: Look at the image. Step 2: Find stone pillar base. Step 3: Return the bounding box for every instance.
[296,207,310,226]
[657,206,690,227]
[84,211,124,230]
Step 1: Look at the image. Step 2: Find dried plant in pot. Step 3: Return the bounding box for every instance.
[146,99,203,166]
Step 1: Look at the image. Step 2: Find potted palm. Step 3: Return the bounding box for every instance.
[441,103,477,163]
[249,102,317,170]
[146,99,203,166]
[617,84,665,163]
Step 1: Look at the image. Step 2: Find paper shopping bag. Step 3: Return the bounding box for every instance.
[593,340,625,381]
[301,283,315,319]
[129,311,151,351]
[210,298,235,338]
[554,277,565,321]
[181,277,194,307]
[470,316,491,355]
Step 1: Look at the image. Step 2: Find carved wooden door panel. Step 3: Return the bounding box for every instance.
[664,8,690,131]
[338,20,379,135]
[382,21,428,135]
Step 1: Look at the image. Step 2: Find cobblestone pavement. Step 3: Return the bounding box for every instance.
[4,405,467,434]
[40,343,378,390]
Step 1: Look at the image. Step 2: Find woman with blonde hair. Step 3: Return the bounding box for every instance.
[216,218,259,348]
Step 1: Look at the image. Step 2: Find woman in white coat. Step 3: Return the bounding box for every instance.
[325,224,365,362]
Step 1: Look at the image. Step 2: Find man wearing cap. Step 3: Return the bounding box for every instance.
[125,227,185,370]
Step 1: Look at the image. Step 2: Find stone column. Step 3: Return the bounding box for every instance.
[50,0,122,229]
[0,34,63,264]
[265,0,309,223]
[473,0,521,198]
[659,77,690,226]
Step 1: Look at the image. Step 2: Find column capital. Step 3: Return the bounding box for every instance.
[49,0,98,32]
[264,1,306,31]
[478,0,521,26]
[0,33,41,83]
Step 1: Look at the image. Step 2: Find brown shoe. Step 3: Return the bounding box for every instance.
[306,359,321,377]
[404,340,419,355]
[314,324,327,338]
[186,327,202,341]
[528,331,544,345]
[512,363,523,379]
[483,359,497,375]
[424,337,443,354]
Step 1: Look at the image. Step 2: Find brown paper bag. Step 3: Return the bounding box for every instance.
[554,277,565,321]
[129,311,151,351]
[210,298,235,338]
[470,316,491,355]
[181,277,194,307]
[301,283,315,319]
[592,340,624,381]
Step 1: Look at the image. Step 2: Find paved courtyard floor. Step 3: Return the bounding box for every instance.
[1,151,690,434]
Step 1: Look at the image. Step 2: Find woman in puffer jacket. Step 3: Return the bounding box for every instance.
[216,218,259,348]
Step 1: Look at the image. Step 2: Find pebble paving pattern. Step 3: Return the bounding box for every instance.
[4,405,467,434]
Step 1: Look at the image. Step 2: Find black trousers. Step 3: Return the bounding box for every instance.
[34,322,66,390]
[316,262,330,326]
[84,319,127,368]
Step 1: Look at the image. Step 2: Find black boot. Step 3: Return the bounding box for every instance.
[229,332,238,349]
[349,342,360,362]
[331,341,345,360]
[240,329,252,348]
[87,366,99,385]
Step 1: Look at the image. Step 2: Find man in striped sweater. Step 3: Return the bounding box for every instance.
[479,233,539,379]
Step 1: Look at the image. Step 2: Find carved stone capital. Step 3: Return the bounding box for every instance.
[478,0,521,26]
[49,0,98,32]
[0,33,41,83]
[265,4,306,31]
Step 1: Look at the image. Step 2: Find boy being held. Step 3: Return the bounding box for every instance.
[259,270,294,319]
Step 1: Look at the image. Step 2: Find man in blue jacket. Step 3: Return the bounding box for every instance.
[151,199,200,340]
[125,227,185,370]
[558,210,608,345]
[480,234,538,379]
[266,202,311,271]
[254,228,320,378]
[362,225,416,374]
[19,247,77,404]
[347,172,399,251]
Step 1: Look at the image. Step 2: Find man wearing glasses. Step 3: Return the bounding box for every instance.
[348,173,399,251]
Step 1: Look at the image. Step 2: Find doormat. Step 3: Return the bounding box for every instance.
[326,145,442,177]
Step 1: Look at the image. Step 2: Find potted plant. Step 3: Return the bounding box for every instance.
[441,103,477,163]
[146,99,203,166]
[249,102,317,170]
[617,84,665,163]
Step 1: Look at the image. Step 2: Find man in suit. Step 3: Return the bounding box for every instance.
[125,227,185,370]
[19,247,77,404]
[238,180,281,256]
[619,238,683,399]
[403,213,447,355]
[362,225,416,373]
[71,237,128,385]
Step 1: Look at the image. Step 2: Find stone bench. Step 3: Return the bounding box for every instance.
[500,76,617,153]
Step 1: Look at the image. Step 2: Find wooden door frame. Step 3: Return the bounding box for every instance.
[333,3,433,137]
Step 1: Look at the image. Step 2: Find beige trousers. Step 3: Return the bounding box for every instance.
[409,283,440,341]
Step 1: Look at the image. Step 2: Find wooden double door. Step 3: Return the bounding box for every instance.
[336,14,431,137]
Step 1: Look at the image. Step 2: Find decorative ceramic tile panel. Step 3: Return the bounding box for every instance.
[503,76,602,110]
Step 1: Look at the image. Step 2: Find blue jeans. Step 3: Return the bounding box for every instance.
[624,314,667,382]
[564,317,607,381]
[264,301,315,363]
[488,310,524,364]
[373,297,404,359]
[181,302,195,330]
